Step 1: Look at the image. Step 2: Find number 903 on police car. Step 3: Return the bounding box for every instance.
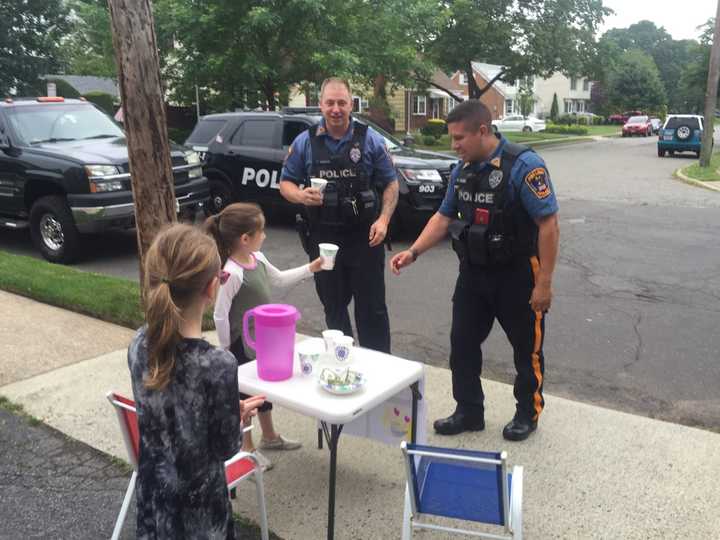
[418,184,436,194]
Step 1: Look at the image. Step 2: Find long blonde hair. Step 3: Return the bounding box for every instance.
[143,223,220,390]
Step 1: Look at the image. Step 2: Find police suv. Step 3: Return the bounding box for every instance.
[185,108,456,228]
[0,97,209,263]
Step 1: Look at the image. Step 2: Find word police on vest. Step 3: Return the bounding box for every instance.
[459,191,494,204]
[318,169,358,179]
[241,168,281,189]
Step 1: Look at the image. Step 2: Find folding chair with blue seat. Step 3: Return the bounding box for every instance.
[400,442,523,539]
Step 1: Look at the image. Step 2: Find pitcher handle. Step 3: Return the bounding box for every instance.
[242,310,256,351]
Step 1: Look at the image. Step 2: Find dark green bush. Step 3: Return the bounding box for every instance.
[421,134,438,145]
[421,118,447,139]
[82,91,115,115]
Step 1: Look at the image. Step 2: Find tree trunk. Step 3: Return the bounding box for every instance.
[700,1,720,167]
[466,64,481,99]
[263,80,276,111]
[369,74,394,132]
[108,0,176,290]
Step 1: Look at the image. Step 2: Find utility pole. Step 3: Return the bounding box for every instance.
[108,0,176,286]
[700,0,720,167]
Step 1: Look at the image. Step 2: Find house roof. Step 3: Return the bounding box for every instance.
[41,75,119,98]
[470,62,515,98]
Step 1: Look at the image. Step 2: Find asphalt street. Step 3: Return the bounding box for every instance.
[2,135,719,430]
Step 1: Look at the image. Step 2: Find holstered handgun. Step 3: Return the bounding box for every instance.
[295,213,311,255]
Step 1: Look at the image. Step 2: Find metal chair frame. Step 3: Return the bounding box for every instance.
[401,441,523,539]
[106,391,268,540]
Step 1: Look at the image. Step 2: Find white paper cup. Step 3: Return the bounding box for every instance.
[321,329,344,353]
[318,243,339,270]
[310,177,328,193]
[333,335,354,364]
[296,338,325,376]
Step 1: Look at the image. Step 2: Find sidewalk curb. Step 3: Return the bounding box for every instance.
[674,166,720,193]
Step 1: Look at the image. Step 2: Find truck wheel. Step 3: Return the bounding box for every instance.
[29,195,80,263]
[205,178,234,216]
[522,126,532,133]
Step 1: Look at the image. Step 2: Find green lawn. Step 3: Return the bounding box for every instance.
[586,125,622,136]
[682,153,720,182]
[0,251,214,330]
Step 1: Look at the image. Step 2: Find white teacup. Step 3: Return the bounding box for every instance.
[321,329,344,353]
[318,243,339,270]
[296,338,325,376]
[333,335,354,364]
[310,177,328,193]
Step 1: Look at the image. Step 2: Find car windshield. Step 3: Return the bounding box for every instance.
[186,118,227,145]
[627,116,647,124]
[355,115,401,150]
[664,117,701,130]
[6,103,124,145]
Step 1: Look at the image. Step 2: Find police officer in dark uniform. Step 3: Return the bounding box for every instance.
[391,100,559,441]
[280,78,399,353]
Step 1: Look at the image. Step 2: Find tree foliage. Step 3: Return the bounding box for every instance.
[606,50,667,113]
[0,0,72,95]
[599,20,696,112]
[429,0,609,99]
[62,0,117,78]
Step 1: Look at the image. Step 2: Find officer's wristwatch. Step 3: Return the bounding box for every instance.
[408,248,419,262]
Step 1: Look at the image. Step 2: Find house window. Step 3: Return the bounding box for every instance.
[570,77,577,91]
[577,100,585,113]
[505,99,514,115]
[458,73,467,85]
[564,99,573,114]
[413,95,426,115]
[582,79,589,91]
[352,96,369,113]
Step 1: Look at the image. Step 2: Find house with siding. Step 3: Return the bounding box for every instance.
[450,62,593,119]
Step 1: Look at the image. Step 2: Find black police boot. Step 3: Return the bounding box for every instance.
[502,414,537,441]
[433,410,485,436]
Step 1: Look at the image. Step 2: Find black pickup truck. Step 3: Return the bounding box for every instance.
[0,97,209,263]
[185,107,456,229]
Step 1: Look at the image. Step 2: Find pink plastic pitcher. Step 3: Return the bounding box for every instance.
[243,304,300,381]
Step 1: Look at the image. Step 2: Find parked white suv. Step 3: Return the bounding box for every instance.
[492,115,546,133]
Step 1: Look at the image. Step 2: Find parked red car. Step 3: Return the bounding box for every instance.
[622,115,653,137]
[609,110,643,125]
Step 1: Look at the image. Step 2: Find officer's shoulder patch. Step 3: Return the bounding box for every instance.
[283,145,292,164]
[524,167,551,199]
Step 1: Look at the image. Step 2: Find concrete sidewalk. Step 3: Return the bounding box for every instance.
[2,291,719,539]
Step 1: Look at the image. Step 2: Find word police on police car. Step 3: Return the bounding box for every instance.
[241,168,281,189]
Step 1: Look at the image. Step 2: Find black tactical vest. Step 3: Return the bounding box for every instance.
[448,142,538,267]
[307,122,378,228]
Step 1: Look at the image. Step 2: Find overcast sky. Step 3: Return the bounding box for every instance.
[600,0,718,41]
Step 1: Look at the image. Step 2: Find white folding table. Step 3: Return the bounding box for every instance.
[237,345,424,540]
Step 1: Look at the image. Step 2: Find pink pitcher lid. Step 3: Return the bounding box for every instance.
[250,304,300,327]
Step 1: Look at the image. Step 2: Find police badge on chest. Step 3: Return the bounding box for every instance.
[349,145,362,164]
[489,169,503,189]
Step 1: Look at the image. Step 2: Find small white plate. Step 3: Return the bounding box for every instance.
[319,368,366,395]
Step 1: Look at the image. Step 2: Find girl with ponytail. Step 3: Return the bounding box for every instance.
[128,223,264,540]
[205,203,324,471]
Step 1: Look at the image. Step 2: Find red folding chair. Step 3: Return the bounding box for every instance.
[106,391,268,540]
